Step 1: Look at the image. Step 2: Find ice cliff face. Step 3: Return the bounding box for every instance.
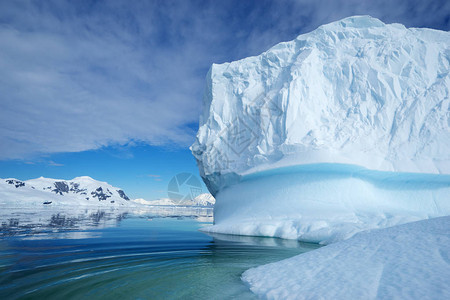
[191,16,450,243]
[191,15,450,195]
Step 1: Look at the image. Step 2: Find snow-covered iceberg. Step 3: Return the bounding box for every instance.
[191,16,450,243]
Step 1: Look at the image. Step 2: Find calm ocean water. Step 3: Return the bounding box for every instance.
[0,207,319,299]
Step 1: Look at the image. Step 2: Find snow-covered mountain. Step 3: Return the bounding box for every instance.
[192,16,450,244]
[132,193,215,207]
[192,193,215,206]
[0,176,134,207]
[133,198,176,206]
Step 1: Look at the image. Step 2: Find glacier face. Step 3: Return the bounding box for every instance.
[191,15,450,195]
[191,16,450,243]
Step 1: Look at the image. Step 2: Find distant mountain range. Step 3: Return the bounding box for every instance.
[132,193,215,207]
[0,176,133,207]
[0,176,215,208]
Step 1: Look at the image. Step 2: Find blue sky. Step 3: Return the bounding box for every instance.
[0,142,200,200]
[0,0,448,199]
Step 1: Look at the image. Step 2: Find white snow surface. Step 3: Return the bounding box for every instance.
[191,15,450,195]
[192,16,450,243]
[242,216,450,300]
[0,176,134,207]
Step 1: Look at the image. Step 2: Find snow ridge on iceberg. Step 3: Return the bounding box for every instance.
[191,16,450,243]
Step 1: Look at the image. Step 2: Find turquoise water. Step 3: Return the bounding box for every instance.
[0,208,319,299]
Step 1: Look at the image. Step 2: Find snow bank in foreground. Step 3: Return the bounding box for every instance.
[242,216,450,300]
[201,163,450,244]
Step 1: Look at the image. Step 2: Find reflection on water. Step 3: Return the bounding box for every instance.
[207,231,315,248]
[0,207,318,299]
[0,206,213,238]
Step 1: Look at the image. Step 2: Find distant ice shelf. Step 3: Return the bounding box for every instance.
[132,193,215,207]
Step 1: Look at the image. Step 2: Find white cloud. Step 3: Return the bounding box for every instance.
[0,0,448,160]
[147,174,162,181]
[48,160,64,167]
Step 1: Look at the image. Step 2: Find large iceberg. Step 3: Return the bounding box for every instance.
[191,16,450,243]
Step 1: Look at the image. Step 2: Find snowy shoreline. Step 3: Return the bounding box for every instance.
[242,216,450,299]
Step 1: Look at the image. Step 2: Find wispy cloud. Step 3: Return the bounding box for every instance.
[0,0,448,160]
[48,160,64,167]
[147,174,162,181]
